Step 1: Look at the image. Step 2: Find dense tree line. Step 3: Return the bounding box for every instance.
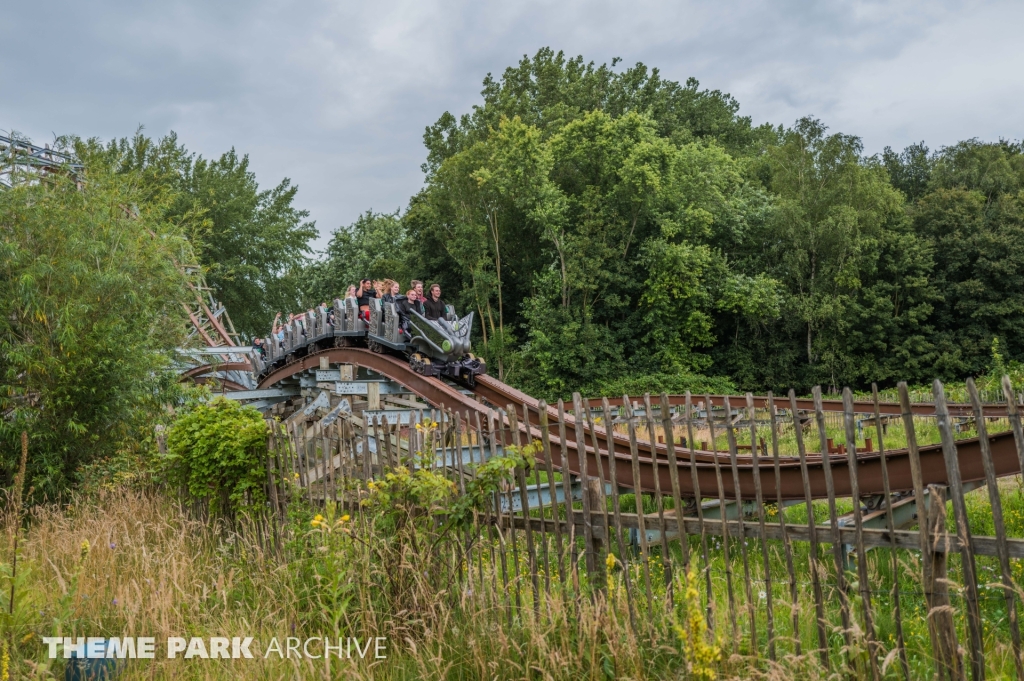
[310,48,1024,399]
[88,131,318,339]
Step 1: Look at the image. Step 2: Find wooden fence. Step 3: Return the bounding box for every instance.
[260,376,1024,680]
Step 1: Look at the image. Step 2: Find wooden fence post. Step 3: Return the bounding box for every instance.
[685,392,715,631]
[933,380,984,680]
[790,390,829,668]
[706,393,740,653]
[601,398,639,634]
[871,385,910,680]
[924,484,964,681]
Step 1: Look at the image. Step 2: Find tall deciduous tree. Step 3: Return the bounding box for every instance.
[174,149,317,339]
[84,131,317,340]
[910,140,1024,377]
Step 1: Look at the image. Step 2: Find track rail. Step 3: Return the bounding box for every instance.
[587,393,1009,417]
[258,348,1022,500]
[181,362,252,379]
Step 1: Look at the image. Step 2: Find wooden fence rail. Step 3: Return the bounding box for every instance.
[262,377,1024,680]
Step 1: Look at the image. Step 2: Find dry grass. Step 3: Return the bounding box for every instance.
[2,487,831,680]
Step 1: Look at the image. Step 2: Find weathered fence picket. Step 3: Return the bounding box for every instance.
[259,377,1024,678]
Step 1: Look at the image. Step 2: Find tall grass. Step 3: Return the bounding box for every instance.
[0,487,816,680]
[5,473,1024,678]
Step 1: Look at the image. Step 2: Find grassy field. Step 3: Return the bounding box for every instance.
[5,383,1024,681]
[0,485,736,680]
[2,473,1024,680]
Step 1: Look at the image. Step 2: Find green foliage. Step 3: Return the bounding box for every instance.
[175,149,317,338]
[79,130,317,340]
[371,52,1024,395]
[305,210,410,304]
[906,140,1024,379]
[421,47,772,175]
[715,117,926,390]
[0,162,191,497]
[408,52,778,388]
[450,442,535,528]
[164,398,268,516]
[411,100,772,393]
[363,465,457,530]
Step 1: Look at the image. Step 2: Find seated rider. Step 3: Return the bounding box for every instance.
[423,283,447,321]
[407,284,425,316]
[356,279,375,320]
[396,289,419,337]
[272,312,285,347]
[380,279,399,305]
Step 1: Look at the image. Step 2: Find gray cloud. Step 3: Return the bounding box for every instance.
[3,0,1021,249]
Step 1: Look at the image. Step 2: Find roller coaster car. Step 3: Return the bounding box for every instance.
[251,297,486,383]
[331,297,366,347]
[365,299,486,381]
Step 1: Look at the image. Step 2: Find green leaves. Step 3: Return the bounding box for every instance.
[0,163,192,497]
[179,150,317,338]
[637,240,716,373]
[77,131,317,340]
[163,398,268,517]
[305,210,408,304]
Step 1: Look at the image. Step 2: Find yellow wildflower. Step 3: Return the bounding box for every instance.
[80,540,91,560]
[341,514,350,523]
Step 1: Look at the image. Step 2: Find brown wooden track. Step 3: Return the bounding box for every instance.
[585,393,1008,418]
[191,376,249,391]
[257,348,1023,501]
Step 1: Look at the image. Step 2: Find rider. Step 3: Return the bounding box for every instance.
[380,280,400,305]
[397,289,419,337]
[422,283,447,320]
[356,279,375,320]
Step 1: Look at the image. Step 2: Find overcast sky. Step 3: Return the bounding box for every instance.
[3,1,1022,249]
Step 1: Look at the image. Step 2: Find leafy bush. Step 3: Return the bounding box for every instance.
[164,398,268,516]
[0,159,192,498]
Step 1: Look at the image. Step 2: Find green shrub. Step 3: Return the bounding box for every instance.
[164,397,268,516]
[0,163,193,497]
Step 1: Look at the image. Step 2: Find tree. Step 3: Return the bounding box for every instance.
[164,398,268,517]
[411,116,560,379]
[81,131,317,340]
[412,49,776,394]
[910,140,1024,376]
[883,142,932,201]
[422,47,772,175]
[306,210,409,304]
[0,162,191,496]
[173,149,316,339]
[715,118,925,390]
